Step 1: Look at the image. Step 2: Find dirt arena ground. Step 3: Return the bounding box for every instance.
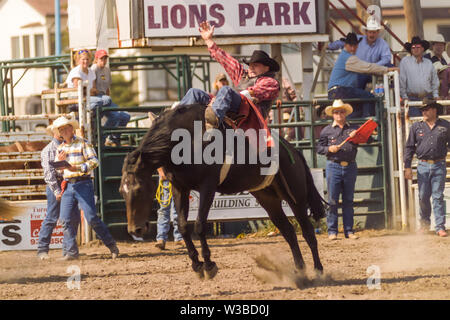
[1,229,450,300]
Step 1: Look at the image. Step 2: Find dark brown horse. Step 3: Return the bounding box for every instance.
[120,104,326,279]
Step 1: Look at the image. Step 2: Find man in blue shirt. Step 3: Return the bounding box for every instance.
[327,32,397,118]
[404,101,450,237]
[328,16,392,90]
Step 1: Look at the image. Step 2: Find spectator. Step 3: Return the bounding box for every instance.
[328,16,392,89]
[211,73,229,96]
[37,123,80,260]
[404,101,449,237]
[179,21,280,130]
[66,49,97,97]
[53,116,119,260]
[91,49,131,147]
[424,34,450,100]
[327,33,398,118]
[316,99,361,240]
[399,36,440,116]
[154,168,183,250]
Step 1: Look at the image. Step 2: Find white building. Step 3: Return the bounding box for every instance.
[0,0,67,115]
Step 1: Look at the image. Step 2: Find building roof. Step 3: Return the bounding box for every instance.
[24,0,67,17]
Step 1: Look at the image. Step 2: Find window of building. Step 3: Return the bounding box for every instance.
[106,0,117,29]
[34,34,45,57]
[23,35,30,58]
[11,36,20,59]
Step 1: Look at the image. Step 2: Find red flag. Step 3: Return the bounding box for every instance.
[348,119,378,144]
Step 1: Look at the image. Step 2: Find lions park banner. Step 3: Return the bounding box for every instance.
[144,0,317,38]
[188,168,324,221]
[0,201,63,251]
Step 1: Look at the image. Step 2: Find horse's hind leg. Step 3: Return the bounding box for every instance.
[252,189,306,271]
[289,201,323,273]
[195,186,218,279]
[172,188,203,277]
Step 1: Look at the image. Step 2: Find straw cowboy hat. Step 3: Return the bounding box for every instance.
[362,16,382,31]
[404,36,430,53]
[325,99,353,117]
[51,116,79,134]
[433,61,449,73]
[430,34,446,44]
[45,124,55,136]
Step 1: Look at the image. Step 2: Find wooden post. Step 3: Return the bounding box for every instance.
[271,43,283,100]
[403,0,424,41]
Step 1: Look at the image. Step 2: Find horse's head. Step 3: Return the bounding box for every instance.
[119,150,157,238]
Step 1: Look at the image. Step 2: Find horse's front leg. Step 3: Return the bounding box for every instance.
[196,184,218,280]
[172,187,203,278]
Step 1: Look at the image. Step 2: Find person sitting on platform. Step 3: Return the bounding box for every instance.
[327,33,398,119]
[328,16,392,90]
[178,21,280,129]
[91,49,130,147]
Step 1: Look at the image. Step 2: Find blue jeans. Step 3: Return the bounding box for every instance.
[37,186,80,254]
[328,86,375,118]
[90,95,130,143]
[326,161,358,235]
[417,160,447,232]
[180,87,241,122]
[59,179,116,257]
[156,180,182,242]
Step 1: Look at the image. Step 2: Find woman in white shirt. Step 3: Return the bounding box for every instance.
[66,49,97,93]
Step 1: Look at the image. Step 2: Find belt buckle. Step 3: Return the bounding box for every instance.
[427,160,434,164]
[340,161,349,167]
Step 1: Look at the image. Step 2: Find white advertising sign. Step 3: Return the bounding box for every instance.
[0,201,63,251]
[144,0,317,38]
[188,168,324,221]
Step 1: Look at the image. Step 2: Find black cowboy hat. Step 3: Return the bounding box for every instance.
[242,50,280,72]
[340,32,362,45]
[419,98,443,115]
[404,36,430,53]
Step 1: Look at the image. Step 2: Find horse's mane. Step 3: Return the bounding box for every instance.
[129,104,204,168]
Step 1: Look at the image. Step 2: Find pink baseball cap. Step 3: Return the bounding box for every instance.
[95,49,109,59]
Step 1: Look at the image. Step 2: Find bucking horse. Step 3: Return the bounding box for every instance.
[120,103,326,279]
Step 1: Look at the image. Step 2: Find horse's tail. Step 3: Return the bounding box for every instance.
[0,198,24,221]
[297,150,327,221]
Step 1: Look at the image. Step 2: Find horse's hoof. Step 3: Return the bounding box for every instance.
[203,262,218,280]
[194,262,204,279]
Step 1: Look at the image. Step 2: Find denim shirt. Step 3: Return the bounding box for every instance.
[404,118,450,168]
[317,122,360,162]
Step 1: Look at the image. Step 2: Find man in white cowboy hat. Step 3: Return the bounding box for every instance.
[52,116,119,260]
[424,34,450,100]
[328,15,392,90]
[36,121,80,260]
[317,99,365,240]
[400,36,440,116]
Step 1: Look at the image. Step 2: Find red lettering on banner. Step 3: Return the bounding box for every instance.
[209,4,225,28]
[256,3,273,26]
[147,4,225,29]
[239,2,312,27]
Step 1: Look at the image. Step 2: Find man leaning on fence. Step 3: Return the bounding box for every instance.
[404,101,449,237]
[399,36,440,117]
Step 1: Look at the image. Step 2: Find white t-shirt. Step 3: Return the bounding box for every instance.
[66,65,96,91]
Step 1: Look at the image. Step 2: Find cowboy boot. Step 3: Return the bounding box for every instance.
[204,106,219,130]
